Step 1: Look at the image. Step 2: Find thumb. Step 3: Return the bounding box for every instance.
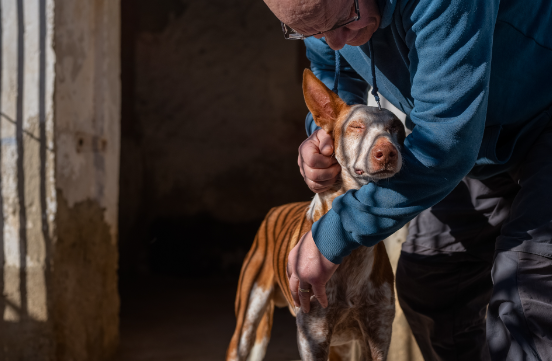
[317,129,334,156]
[311,282,329,308]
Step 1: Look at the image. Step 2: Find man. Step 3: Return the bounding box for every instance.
[263,0,552,360]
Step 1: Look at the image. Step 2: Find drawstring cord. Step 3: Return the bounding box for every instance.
[368,39,382,111]
[332,38,382,111]
[332,50,341,94]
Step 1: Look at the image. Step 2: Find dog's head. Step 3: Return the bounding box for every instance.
[303,69,405,187]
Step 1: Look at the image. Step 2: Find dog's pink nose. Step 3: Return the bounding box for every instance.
[371,138,398,169]
[355,169,364,175]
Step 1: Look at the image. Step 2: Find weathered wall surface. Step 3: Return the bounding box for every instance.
[0,0,120,359]
[120,0,312,275]
[0,0,57,358]
[52,0,120,359]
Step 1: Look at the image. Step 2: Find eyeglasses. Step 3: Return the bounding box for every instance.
[281,0,360,40]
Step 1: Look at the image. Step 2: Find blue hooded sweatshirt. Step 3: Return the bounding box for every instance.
[307,0,552,264]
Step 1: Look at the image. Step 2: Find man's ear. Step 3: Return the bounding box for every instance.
[303,69,347,135]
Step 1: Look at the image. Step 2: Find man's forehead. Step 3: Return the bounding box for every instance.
[265,0,349,30]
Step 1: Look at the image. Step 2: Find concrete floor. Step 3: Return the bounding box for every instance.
[117,276,301,361]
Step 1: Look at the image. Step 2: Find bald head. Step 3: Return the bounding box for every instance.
[265,0,350,34]
[264,0,381,50]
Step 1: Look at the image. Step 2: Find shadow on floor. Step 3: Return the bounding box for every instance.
[117,275,301,361]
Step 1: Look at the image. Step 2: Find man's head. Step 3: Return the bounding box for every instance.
[264,0,380,50]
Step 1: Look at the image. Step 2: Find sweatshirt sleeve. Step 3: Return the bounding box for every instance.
[312,0,500,264]
[304,37,369,136]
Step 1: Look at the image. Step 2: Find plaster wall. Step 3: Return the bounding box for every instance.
[51,0,120,359]
[0,0,120,359]
[0,0,57,357]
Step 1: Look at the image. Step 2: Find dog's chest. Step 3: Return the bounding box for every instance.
[326,246,378,305]
[321,245,394,342]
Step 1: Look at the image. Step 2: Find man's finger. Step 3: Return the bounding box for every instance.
[298,282,313,313]
[297,154,305,178]
[299,133,337,169]
[316,129,334,156]
[311,283,329,309]
[289,275,301,307]
[300,141,338,169]
[303,162,341,182]
[304,177,339,193]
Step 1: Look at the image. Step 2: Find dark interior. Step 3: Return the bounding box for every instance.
[118,0,312,358]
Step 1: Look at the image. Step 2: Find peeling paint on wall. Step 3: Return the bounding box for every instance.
[53,193,119,361]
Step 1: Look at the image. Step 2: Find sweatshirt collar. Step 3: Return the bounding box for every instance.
[376,0,398,29]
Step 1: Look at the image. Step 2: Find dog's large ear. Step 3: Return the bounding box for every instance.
[303,69,348,135]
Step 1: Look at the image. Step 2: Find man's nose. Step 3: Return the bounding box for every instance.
[370,138,398,168]
[324,28,348,50]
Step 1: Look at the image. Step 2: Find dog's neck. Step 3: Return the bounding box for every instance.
[306,168,365,223]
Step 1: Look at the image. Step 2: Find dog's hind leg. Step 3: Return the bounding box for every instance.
[357,299,394,361]
[329,341,362,361]
[226,269,275,361]
[226,217,276,361]
[246,298,274,361]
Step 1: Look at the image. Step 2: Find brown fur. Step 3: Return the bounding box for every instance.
[226,202,312,361]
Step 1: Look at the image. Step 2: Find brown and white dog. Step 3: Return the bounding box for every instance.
[226,69,406,361]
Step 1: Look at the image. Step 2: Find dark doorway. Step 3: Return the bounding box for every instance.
[118,0,311,359]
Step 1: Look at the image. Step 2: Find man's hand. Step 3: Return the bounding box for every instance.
[298,129,341,193]
[287,230,339,313]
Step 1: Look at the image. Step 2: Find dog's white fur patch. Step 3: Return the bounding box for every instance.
[237,284,272,360]
[246,337,269,361]
[306,194,319,221]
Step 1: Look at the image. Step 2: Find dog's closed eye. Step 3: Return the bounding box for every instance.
[349,121,364,129]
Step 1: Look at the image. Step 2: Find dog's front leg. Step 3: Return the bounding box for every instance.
[296,301,334,361]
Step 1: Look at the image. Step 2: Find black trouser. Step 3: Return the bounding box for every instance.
[396,123,552,361]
